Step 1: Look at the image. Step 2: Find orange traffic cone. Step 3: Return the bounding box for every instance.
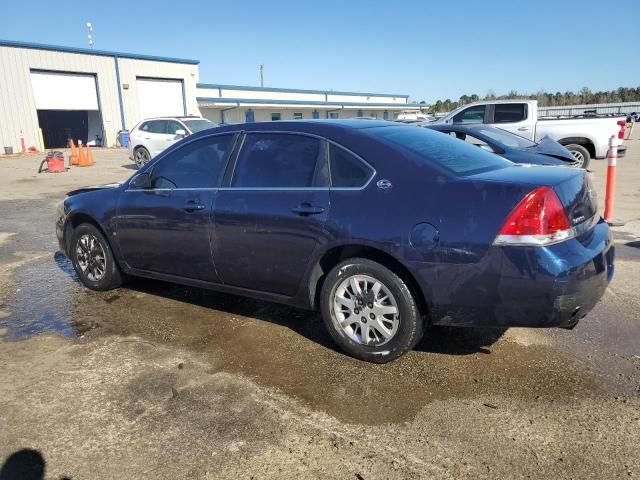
[77,140,85,166]
[85,144,95,166]
[69,139,79,166]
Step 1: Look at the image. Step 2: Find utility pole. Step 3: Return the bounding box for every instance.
[259,64,264,87]
[86,22,94,49]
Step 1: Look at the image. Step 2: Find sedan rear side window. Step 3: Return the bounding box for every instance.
[369,126,510,176]
[232,133,326,188]
[151,135,234,189]
[329,144,373,188]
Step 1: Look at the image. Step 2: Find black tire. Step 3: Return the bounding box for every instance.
[564,144,591,169]
[134,146,151,169]
[70,223,122,291]
[320,258,423,363]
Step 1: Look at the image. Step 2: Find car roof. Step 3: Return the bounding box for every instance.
[140,116,208,121]
[199,119,397,134]
[427,123,487,133]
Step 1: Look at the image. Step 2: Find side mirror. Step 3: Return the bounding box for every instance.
[175,129,187,137]
[130,172,151,189]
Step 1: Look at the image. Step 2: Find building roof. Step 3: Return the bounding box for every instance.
[197,83,409,99]
[0,39,200,65]
[197,97,424,110]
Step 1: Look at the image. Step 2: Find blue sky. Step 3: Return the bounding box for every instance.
[2,0,638,102]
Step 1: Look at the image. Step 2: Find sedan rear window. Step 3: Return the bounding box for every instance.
[232,133,325,188]
[368,126,511,176]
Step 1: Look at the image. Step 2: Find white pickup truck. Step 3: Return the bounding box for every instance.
[435,100,626,168]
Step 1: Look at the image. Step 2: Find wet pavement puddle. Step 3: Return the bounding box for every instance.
[0,254,615,424]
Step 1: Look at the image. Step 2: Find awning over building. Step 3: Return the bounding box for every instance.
[197,97,425,111]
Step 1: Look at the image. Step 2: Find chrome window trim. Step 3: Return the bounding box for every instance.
[127,129,377,192]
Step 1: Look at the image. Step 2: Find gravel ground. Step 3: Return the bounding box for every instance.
[0,131,639,479]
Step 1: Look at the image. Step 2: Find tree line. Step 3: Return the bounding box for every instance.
[423,86,640,113]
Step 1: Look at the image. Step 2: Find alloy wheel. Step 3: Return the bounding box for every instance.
[570,150,585,168]
[135,149,150,168]
[332,274,400,346]
[75,233,106,281]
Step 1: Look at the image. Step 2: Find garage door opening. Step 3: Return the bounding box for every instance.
[30,71,103,148]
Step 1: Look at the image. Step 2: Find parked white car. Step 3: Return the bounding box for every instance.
[435,100,626,168]
[128,116,217,168]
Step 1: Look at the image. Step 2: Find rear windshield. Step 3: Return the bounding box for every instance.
[474,126,536,149]
[368,125,511,176]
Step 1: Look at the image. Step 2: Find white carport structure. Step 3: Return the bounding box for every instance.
[197,84,426,124]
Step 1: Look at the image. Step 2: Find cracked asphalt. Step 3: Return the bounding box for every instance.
[0,130,639,479]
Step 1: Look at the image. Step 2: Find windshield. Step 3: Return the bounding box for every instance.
[368,125,511,176]
[474,126,536,149]
[183,119,215,133]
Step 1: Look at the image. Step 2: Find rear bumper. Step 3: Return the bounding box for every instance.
[414,219,614,328]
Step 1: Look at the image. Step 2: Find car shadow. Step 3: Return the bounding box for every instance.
[415,325,507,355]
[122,275,504,357]
[52,254,504,357]
[121,163,138,170]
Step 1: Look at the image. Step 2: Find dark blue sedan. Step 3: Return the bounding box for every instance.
[426,123,578,167]
[56,120,614,362]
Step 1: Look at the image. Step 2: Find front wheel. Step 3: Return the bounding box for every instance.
[564,144,591,169]
[320,258,423,363]
[70,223,122,291]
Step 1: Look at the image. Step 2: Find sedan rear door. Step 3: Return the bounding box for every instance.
[213,132,330,296]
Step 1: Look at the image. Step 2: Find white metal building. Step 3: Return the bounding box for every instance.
[197,84,423,124]
[0,39,424,153]
[0,39,200,152]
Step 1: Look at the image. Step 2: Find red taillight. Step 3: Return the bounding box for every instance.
[494,186,573,246]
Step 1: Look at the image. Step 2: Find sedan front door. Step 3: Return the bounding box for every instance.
[116,133,236,282]
[213,132,330,296]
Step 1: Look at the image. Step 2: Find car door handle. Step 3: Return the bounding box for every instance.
[182,201,206,212]
[517,127,529,131]
[291,203,325,216]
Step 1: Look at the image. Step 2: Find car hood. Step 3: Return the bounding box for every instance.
[528,136,574,161]
[67,182,121,197]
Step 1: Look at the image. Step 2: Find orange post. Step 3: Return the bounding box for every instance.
[603,135,617,223]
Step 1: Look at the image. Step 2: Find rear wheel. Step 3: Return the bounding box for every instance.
[71,223,122,291]
[564,144,591,169]
[134,147,151,169]
[320,258,423,363]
